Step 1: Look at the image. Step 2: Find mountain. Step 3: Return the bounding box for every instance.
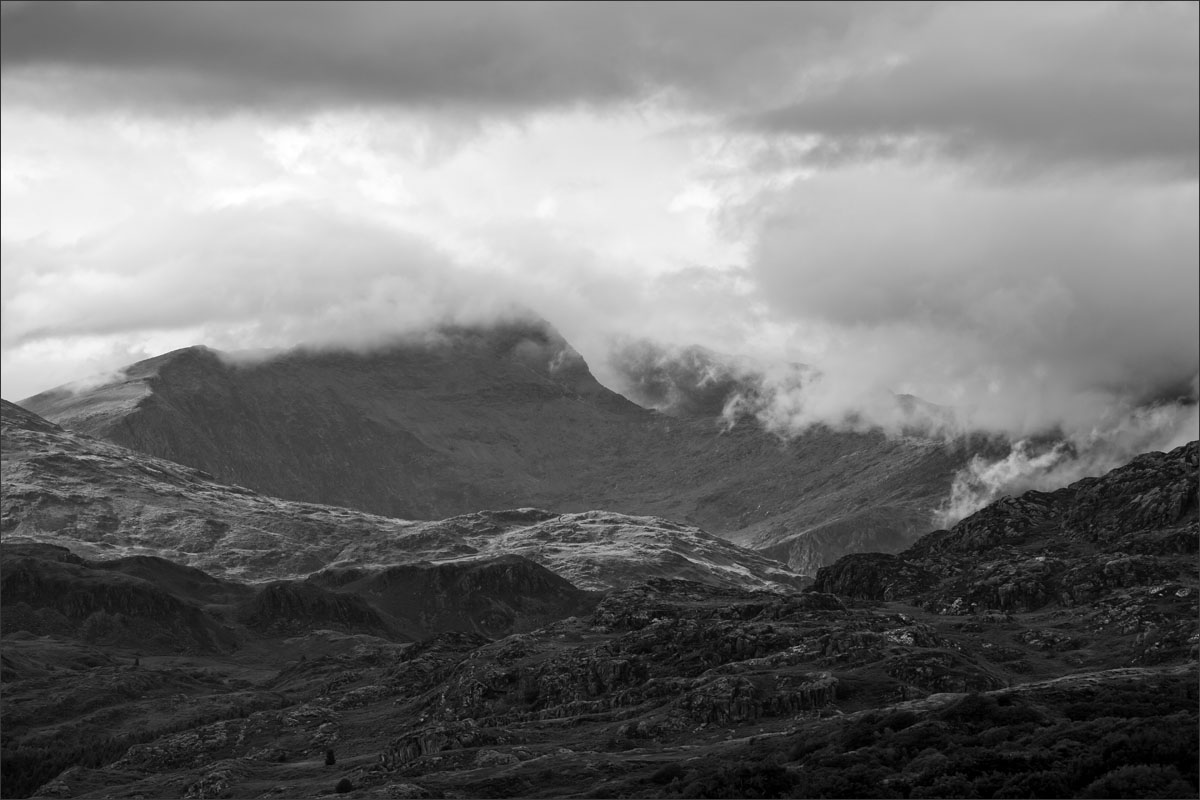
[18,319,963,573]
[2,441,1194,799]
[0,399,806,592]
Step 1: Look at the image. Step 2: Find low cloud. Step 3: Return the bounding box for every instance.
[934,402,1199,526]
[664,155,1198,518]
[740,162,1198,437]
[0,196,759,401]
[605,338,811,418]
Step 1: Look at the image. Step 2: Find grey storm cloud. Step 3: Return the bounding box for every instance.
[0,0,870,112]
[4,2,1195,175]
[748,2,1200,176]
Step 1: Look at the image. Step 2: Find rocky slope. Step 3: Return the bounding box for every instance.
[1,436,1195,798]
[815,441,1199,664]
[0,400,805,592]
[18,319,963,572]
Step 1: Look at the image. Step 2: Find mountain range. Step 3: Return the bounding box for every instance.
[19,320,963,574]
[1,321,1196,799]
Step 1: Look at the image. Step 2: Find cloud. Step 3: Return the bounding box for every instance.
[0,190,766,401]
[605,338,810,418]
[0,1,867,114]
[3,2,1194,181]
[686,152,1198,518]
[748,2,1199,177]
[0,202,569,358]
[741,161,1198,437]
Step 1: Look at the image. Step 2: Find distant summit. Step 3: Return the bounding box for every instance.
[21,318,643,521]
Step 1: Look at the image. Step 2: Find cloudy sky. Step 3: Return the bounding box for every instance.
[2,1,1197,458]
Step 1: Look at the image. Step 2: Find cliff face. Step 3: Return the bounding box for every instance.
[17,320,962,573]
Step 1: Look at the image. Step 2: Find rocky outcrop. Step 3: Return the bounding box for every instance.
[812,553,939,601]
[815,442,1198,628]
[308,555,597,640]
[239,582,398,639]
[909,442,1199,562]
[0,544,238,653]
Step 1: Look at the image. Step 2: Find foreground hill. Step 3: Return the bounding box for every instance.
[2,428,1195,798]
[0,400,804,592]
[18,319,962,572]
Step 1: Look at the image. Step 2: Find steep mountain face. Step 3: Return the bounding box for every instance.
[20,322,634,522]
[18,320,963,572]
[0,399,806,592]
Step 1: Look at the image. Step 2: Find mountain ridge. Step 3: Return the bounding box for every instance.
[17,319,964,573]
[0,398,807,592]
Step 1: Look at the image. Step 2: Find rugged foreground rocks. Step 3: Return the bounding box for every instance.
[816,441,1199,666]
[5,565,1195,798]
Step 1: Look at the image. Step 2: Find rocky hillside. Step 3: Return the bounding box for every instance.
[0,399,805,592]
[2,438,1195,798]
[17,319,963,572]
[815,441,1199,664]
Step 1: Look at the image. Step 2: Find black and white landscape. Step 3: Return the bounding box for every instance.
[1,3,1197,799]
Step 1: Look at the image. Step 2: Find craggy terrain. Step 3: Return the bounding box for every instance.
[0,400,805,592]
[2,393,1196,798]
